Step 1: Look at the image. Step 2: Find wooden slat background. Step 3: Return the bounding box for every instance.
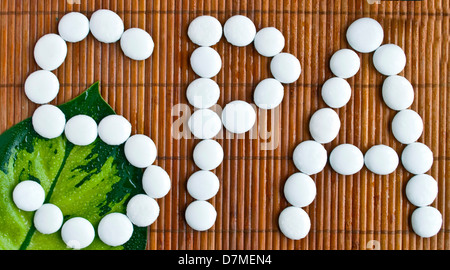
[0,0,448,250]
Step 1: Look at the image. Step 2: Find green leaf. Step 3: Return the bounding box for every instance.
[0,82,147,250]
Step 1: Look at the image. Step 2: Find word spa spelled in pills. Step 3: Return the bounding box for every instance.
[12,11,442,249]
[14,9,166,249]
[185,14,301,232]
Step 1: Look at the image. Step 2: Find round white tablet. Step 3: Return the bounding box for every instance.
[98,213,133,247]
[223,15,256,47]
[391,109,423,144]
[401,142,434,175]
[270,53,302,84]
[142,165,171,199]
[329,49,360,79]
[24,70,60,104]
[126,194,160,227]
[321,77,352,109]
[411,206,442,238]
[346,17,384,53]
[32,104,66,139]
[193,139,224,171]
[373,44,406,76]
[33,203,63,234]
[186,78,221,109]
[405,174,438,207]
[309,108,341,144]
[364,144,399,175]
[64,115,98,146]
[382,75,414,111]
[329,144,364,175]
[283,173,316,208]
[124,134,157,168]
[89,9,124,43]
[253,78,285,110]
[34,34,67,71]
[187,171,220,201]
[278,206,311,240]
[98,115,132,145]
[58,12,90,43]
[120,28,154,61]
[254,27,285,57]
[187,15,222,47]
[190,46,222,78]
[292,140,327,175]
[185,200,217,231]
[12,180,45,212]
[222,100,256,134]
[61,217,95,249]
[188,109,222,139]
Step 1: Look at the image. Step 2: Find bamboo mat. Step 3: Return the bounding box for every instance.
[0,0,448,250]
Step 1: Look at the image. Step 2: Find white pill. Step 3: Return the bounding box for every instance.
[185,200,217,231]
[89,9,124,43]
[223,15,256,47]
[124,134,157,168]
[346,17,384,53]
[61,217,95,249]
[120,28,154,61]
[190,46,222,78]
[406,174,438,207]
[254,27,285,57]
[34,34,67,71]
[142,165,171,199]
[292,140,327,175]
[188,109,222,139]
[270,53,302,84]
[283,173,316,208]
[373,44,406,76]
[187,15,222,47]
[187,171,220,201]
[382,75,414,111]
[58,12,90,43]
[364,144,399,175]
[98,213,133,247]
[193,139,224,171]
[401,142,434,175]
[309,108,341,144]
[329,144,364,175]
[33,203,63,234]
[64,115,98,146]
[98,115,132,145]
[329,49,360,79]
[391,109,423,144]
[411,206,442,238]
[186,78,221,109]
[222,100,256,134]
[24,70,60,104]
[32,104,66,139]
[126,194,160,227]
[12,180,45,212]
[253,78,285,110]
[321,77,352,109]
[278,206,311,240]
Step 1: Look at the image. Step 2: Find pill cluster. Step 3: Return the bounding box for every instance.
[185,15,301,231]
[11,10,441,248]
[281,17,441,240]
[14,10,167,249]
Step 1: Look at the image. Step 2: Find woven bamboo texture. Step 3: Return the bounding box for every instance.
[0,0,448,250]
